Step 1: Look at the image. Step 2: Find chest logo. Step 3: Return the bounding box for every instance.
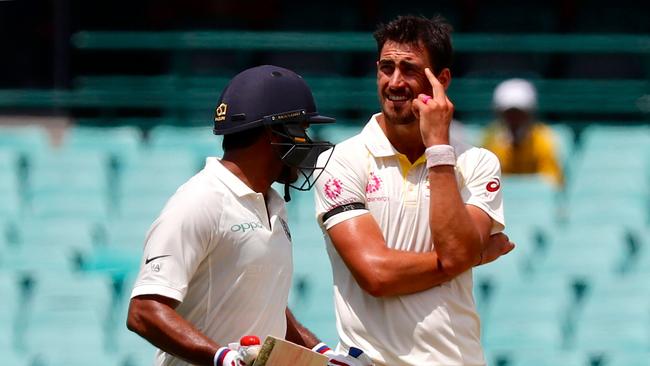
[366,172,383,194]
[231,221,263,233]
[324,178,343,200]
[486,178,501,192]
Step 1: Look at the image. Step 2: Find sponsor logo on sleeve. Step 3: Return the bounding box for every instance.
[324,178,343,200]
[486,178,501,192]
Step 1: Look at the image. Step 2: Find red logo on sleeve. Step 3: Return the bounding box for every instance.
[486,178,501,192]
[324,178,343,200]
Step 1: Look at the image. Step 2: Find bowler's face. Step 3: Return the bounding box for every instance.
[377,41,433,125]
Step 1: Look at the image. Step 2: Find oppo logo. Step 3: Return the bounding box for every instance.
[231,222,264,233]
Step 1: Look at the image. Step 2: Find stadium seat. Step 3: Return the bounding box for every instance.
[10,217,100,256]
[0,190,21,221]
[549,124,576,167]
[483,349,587,366]
[0,126,51,157]
[566,197,647,227]
[481,275,572,351]
[29,193,111,220]
[571,274,650,352]
[116,150,197,220]
[102,218,152,249]
[501,175,559,227]
[62,125,143,165]
[592,351,650,366]
[580,125,650,151]
[0,349,32,366]
[147,125,223,161]
[533,224,629,278]
[313,123,362,145]
[1,246,77,274]
[0,272,20,350]
[31,350,120,366]
[22,272,114,353]
[27,151,111,211]
[111,274,157,363]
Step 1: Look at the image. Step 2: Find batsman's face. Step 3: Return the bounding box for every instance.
[377,41,434,126]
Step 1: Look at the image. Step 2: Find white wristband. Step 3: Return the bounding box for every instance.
[425,145,456,168]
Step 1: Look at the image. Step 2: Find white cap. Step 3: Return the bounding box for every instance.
[493,78,538,112]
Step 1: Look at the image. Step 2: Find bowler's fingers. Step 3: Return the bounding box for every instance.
[424,68,447,102]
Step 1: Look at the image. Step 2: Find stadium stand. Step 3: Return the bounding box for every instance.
[1,5,649,364]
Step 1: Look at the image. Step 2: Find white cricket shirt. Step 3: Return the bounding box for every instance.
[314,114,505,366]
[131,158,293,366]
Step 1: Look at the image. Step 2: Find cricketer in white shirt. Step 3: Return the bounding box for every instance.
[131,157,293,366]
[314,114,505,366]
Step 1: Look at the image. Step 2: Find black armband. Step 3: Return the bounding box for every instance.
[322,202,367,222]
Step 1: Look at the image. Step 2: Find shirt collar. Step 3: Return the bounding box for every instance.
[362,113,400,158]
[205,157,258,197]
[205,158,286,207]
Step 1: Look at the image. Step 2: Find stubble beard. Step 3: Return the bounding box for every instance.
[381,102,417,126]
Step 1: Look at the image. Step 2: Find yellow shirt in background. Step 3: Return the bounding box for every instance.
[482,122,564,186]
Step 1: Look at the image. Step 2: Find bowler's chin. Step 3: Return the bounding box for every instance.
[381,106,417,125]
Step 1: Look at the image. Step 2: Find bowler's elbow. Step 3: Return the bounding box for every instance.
[437,238,482,277]
[353,259,395,297]
[126,299,147,336]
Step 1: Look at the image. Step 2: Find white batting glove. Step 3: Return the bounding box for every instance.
[214,346,247,366]
[312,343,374,366]
[214,342,261,366]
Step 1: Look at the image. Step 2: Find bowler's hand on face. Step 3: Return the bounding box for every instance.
[411,68,455,147]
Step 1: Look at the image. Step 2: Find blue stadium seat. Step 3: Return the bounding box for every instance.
[1,349,32,366]
[117,150,197,220]
[32,350,120,366]
[580,125,650,151]
[481,275,572,341]
[10,218,100,256]
[63,125,143,165]
[29,193,111,220]
[550,124,576,167]
[533,225,629,278]
[1,246,77,274]
[566,197,647,227]
[571,275,650,352]
[0,272,20,351]
[501,175,559,227]
[28,150,110,197]
[22,272,114,353]
[148,125,223,160]
[594,351,650,366]
[313,123,362,144]
[0,126,51,157]
[483,349,587,366]
[112,274,157,364]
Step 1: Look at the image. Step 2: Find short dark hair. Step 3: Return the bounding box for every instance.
[222,126,266,152]
[373,15,453,74]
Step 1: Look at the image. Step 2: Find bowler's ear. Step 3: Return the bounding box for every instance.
[437,68,452,90]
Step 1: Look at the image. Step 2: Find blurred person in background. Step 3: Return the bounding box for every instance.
[481,78,564,186]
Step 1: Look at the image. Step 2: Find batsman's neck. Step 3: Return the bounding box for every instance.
[221,150,280,198]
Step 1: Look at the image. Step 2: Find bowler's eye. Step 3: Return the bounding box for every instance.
[379,63,394,74]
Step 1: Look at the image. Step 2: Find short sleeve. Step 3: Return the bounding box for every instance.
[130,190,215,302]
[314,145,370,230]
[461,148,506,234]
